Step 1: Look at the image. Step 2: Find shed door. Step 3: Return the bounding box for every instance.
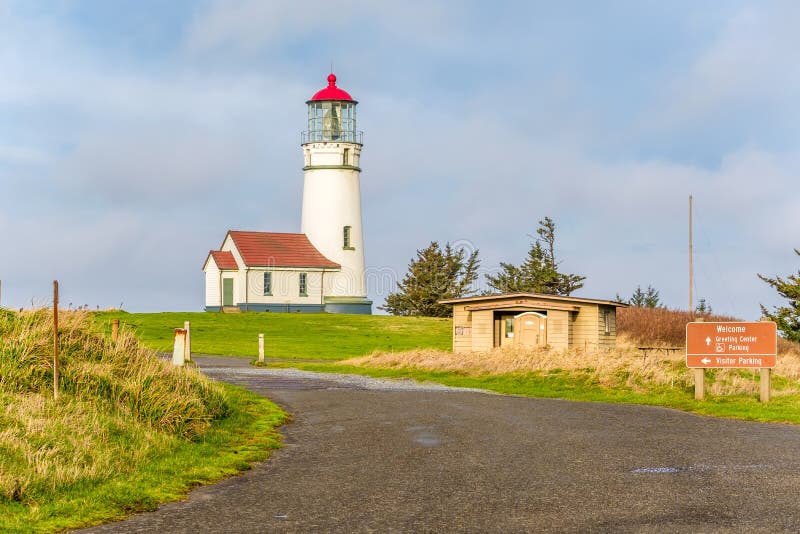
[500,315,516,347]
[223,278,234,307]
[515,312,547,348]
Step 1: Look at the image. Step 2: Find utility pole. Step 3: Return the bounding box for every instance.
[689,195,693,315]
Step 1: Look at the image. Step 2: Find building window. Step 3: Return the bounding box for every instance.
[603,309,611,335]
[299,273,308,296]
[343,226,353,249]
[505,317,514,338]
[343,148,349,165]
[263,272,272,296]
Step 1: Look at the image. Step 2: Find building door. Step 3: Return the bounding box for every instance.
[515,312,547,348]
[223,278,234,307]
[500,315,515,347]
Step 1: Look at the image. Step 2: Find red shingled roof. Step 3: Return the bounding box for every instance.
[227,231,340,269]
[207,250,238,270]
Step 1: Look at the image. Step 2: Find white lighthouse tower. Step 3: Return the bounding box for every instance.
[301,73,372,314]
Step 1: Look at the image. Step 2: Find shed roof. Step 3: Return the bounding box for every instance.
[440,292,627,307]
[226,231,340,269]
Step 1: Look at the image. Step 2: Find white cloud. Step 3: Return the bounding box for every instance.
[647,4,800,132]
[184,0,464,55]
[0,145,50,166]
[0,1,798,319]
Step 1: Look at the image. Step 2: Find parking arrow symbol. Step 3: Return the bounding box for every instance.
[705,336,712,346]
[701,357,711,364]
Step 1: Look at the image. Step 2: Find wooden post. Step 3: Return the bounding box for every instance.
[258,333,265,363]
[760,368,771,403]
[693,368,705,400]
[172,329,186,367]
[53,280,59,400]
[184,321,191,361]
[693,315,704,400]
[111,319,120,343]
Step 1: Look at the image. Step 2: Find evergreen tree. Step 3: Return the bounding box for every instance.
[695,298,712,316]
[758,249,800,342]
[381,241,480,317]
[618,285,662,308]
[486,217,585,296]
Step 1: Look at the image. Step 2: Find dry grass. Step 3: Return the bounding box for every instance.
[341,334,800,397]
[0,308,230,503]
[617,307,740,346]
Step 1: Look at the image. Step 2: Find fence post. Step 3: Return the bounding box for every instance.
[184,321,192,361]
[258,333,265,363]
[53,280,59,400]
[111,319,120,343]
[173,329,186,367]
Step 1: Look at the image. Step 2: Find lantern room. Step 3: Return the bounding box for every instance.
[304,73,361,144]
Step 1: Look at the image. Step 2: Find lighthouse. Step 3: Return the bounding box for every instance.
[202,73,371,314]
[300,73,372,314]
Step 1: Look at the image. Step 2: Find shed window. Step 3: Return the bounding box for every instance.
[603,310,611,335]
[263,272,272,296]
[505,317,514,338]
[299,273,308,296]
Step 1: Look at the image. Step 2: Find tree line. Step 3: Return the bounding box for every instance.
[382,218,800,343]
[381,217,584,317]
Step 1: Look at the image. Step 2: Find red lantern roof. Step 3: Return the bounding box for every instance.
[308,73,356,103]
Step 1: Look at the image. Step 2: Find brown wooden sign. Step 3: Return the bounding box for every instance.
[686,321,777,368]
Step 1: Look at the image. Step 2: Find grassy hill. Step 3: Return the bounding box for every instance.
[94,311,452,360]
[0,309,286,533]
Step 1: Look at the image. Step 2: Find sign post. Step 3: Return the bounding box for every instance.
[686,321,777,402]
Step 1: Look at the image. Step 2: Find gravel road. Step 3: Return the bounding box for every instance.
[79,357,800,533]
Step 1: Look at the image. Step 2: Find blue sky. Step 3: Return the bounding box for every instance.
[1,0,798,318]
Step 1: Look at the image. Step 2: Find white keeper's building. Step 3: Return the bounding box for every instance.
[203,73,372,314]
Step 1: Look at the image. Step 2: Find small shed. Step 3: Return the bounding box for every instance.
[439,293,626,353]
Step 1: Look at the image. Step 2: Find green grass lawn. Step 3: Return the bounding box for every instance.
[95,311,800,425]
[95,311,452,360]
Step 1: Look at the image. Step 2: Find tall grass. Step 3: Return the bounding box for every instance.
[0,308,231,504]
[616,306,740,346]
[342,333,800,398]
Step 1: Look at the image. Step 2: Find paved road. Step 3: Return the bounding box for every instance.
[81,356,800,533]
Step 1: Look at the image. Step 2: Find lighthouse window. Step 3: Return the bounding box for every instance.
[343,226,353,249]
[299,273,308,296]
[343,148,349,165]
[323,102,341,140]
[263,272,272,296]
